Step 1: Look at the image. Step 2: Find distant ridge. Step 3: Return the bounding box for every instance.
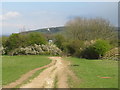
[20,26,65,34]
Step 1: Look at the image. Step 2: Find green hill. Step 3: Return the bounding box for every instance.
[20,26,65,34]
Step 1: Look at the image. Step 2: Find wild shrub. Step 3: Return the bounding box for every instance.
[26,32,47,46]
[0,46,5,55]
[4,34,22,53]
[82,39,111,59]
[10,44,62,56]
[3,32,47,54]
[103,47,119,60]
[66,40,84,57]
[54,34,66,51]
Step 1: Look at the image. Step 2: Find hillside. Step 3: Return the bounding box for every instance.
[20,26,65,34]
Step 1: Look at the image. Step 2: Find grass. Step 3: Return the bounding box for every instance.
[2,55,51,85]
[65,57,118,88]
[54,75,58,88]
[16,68,45,88]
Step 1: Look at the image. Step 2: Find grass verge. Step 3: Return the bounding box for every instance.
[2,55,51,85]
[65,57,118,88]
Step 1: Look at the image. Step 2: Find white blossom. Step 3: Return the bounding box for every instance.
[12,44,62,56]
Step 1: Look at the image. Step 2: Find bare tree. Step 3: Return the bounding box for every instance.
[65,17,117,42]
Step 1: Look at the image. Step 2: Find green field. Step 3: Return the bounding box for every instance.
[2,55,51,85]
[66,57,118,88]
[2,55,118,88]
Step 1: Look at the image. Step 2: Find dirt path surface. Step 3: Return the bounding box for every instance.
[20,57,77,88]
[3,57,79,88]
[3,60,56,88]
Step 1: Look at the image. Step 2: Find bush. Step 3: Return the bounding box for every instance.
[0,46,6,55]
[9,44,62,56]
[103,47,119,60]
[26,32,47,46]
[54,34,66,51]
[82,40,111,59]
[1,36,8,47]
[4,32,47,54]
[66,40,84,57]
[4,33,23,53]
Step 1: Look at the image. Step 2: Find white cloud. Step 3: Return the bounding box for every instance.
[0,11,21,20]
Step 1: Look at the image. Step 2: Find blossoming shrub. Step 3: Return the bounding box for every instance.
[0,46,5,55]
[9,44,62,56]
[4,32,47,54]
[103,47,119,60]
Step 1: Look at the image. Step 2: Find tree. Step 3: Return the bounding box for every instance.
[26,32,47,46]
[0,36,8,47]
[4,32,47,54]
[4,34,22,53]
[65,17,116,41]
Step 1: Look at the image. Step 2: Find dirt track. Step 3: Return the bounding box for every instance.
[20,57,71,88]
[4,57,78,88]
[3,59,56,88]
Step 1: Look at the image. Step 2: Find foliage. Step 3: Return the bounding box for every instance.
[4,34,22,53]
[66,40,84,57]
[1,36,9,47]
[25,32,47,46]
[82,40,111,59]
[65,17,116,42]
[52,17,117,58]
[54,34,66,51]
[0,36,8,55]
[103,47,119,60]
[43,33,54,41]
[2,17,117,59]
[9,44,62,56]
[0,46,5,55]
[3,32,47,54]
[54,34,84,57]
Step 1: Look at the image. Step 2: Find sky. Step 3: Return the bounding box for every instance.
[0,2,118,35]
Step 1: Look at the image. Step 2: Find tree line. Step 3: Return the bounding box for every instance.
[1,17,118,59]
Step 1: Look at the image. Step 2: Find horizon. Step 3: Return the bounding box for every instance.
[1,2,118,35]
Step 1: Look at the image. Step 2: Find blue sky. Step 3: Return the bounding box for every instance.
[1,2,118,35]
